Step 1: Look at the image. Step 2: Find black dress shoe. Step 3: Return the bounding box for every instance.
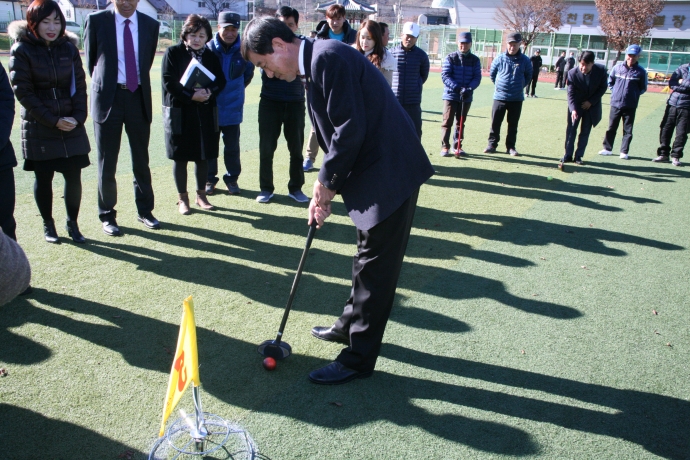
[66,220,86,244]
[311,325,350,345]
[308,361,373,385]
[137,213,161,230]
[43,219,59,243]
[102,219,121,236]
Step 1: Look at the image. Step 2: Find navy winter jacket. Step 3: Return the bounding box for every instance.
[668,63,690,108]
[608,61,647,109]
[441,51,481,102]
[207,34,254,126]
[490,50,532,101]
[0,65,15,172]
[390,45,430,105]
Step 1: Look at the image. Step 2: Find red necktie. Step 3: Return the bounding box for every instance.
[124,19,137,92]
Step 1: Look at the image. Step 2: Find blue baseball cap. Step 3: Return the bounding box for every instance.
[625,44,642,55]
[458,32,472,43]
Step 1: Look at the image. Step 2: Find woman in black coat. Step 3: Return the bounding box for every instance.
[8,0,90,244]
[162,14,225,214]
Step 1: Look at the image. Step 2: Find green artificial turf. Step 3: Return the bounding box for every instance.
[1,58,688,459]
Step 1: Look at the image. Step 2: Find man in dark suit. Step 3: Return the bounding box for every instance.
[561,51,608,166]
[242,18,434,385]
[84,0,160,236]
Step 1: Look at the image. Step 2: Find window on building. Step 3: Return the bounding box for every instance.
[650,38,673,51]
[198,1,205,7]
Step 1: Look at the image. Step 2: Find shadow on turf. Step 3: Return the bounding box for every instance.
[0,404,144,458]
[428,164,661,208]
[413,209,683,255]
[70,219,578,319]
[6,290,686,457]
[379,344,690,459]
[0,290,535,456]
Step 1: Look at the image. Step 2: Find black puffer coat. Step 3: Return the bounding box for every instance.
[8,21,90,162]
[161,42,226,162]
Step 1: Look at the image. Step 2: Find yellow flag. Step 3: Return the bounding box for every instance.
[159,296,201,436]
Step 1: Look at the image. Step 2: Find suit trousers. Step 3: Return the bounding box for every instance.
[0,168,16,240]
[333,188,420,372]
[304,124,320,163]
[564,111,594,161]
[440,100,472,150]
[657,105,689,159]
[603,106,637,154]
[488,100,523,150]
[525,73,539,96]
[401,104,422,139]
[95,86,154,220]
[555,71,565,88]
[258,98,305,193]
[207,124,241,186]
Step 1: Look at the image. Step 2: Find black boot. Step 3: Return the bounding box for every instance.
[43,219,59,243]
[66,220,85,244]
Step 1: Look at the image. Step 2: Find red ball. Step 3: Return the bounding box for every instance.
[263,357,277,371]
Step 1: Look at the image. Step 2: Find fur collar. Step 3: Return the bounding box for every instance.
[8,20,80,47]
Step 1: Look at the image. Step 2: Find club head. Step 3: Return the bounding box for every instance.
[257,340,292,360]
[558,162,565,172]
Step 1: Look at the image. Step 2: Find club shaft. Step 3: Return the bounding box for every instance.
[273,222,317,344]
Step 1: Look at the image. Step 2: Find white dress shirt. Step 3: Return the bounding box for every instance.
[115,11,141,85]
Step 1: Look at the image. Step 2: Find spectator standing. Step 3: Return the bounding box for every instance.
[85,0,161,235]
[440,31,482,157]
[315,4,356,43]
[161,15,226,214]
[256,7,309,204]
[304,4,356,172]
[564,51,575,86]
[554,51,566,89]
[242,18,434,385]
[9,3,91,244]
[598,44,647,160]
[390,22,430,139]
[525,48,542,97]
[484,32,532,156]
[204,11,254,196]
[353,20,396,86]
[653,62,690,166]
[560,51,608,165]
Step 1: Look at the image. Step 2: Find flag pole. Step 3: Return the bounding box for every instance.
[191,385,208,451]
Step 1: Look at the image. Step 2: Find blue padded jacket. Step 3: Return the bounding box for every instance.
[441,51,482,102]
[608,61,647,109]
[489,51,532,101]
[207,34,254,126]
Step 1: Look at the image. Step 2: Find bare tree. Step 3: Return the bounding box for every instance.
[595,0,665,66]
[495,0,566,49]
[197,0,241,19]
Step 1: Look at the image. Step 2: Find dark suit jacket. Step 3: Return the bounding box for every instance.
[84,10,159,124]
[304,39,434,231]
[567,63,608,127]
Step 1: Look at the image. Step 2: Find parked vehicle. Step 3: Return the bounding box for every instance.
[65,21,81,35]
[159,20,171,38]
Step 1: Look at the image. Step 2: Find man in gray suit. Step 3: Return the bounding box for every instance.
[85,0,160,236]
[242,18,434,385]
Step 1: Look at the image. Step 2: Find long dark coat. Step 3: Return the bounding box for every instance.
[8,21,90,162]
[161,42,226,161]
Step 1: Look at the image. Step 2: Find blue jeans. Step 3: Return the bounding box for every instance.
[207,124,241,186]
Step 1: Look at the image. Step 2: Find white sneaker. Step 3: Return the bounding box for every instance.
[619,153,629,160]
[598,149,612,156]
